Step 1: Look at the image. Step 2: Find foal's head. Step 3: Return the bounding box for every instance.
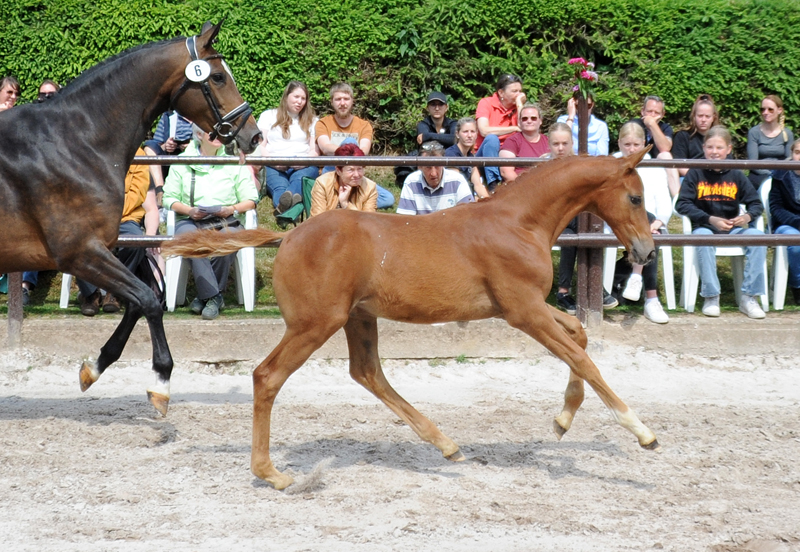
[170,22,262,154]
[593,147,656,265]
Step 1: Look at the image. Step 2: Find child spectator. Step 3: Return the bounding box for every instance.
[675,126,767,319]
[769,138,800,304]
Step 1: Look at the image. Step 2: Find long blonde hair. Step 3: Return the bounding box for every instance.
[764,94,788,143]
[273,81,315,139]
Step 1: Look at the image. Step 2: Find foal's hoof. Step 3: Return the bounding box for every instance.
[553,419,568,440]
[640,438,661,451]
[445,449,465,462]
[79,361,99,392]
[147,391,170,417]
[254,469,294,491]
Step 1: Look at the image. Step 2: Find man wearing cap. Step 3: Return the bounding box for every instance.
[397,141,474,215]
[416,91,457,147]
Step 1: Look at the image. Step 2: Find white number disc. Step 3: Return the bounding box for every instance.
[185,60,211,82]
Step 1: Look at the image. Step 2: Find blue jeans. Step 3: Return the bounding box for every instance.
[265,166,319,206]
[692,226,766,297]
[775,225,800,288]
[475,134,501,188]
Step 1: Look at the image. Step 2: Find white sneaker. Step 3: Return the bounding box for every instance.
[739,294,766,319]
[702,295,720,317]
[644,300,669,324]
[622,273,643,301]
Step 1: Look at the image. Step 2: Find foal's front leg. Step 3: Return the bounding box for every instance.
[507,302,659,450]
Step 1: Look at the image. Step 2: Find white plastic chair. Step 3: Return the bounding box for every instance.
[59,273,74,308]
[603,228,676,310]
[759,178,789,310]
[165,209,257,312]
[678,198,768,313]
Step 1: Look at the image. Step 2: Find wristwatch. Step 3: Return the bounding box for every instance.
[233,209,239,217]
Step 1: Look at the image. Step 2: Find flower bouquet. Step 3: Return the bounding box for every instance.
[568,58,598,99]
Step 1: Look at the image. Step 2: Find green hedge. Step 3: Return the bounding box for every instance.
[2,0,799,153]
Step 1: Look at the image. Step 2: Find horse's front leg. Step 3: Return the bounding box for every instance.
[506,301,659,450]
[546,305,587,439]
[64,246,173,415]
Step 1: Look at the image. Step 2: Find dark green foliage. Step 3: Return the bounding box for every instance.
[2,0,799,153]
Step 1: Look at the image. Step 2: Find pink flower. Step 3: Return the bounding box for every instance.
[568,57,588,66]
[587,62,595,69]
[580,70,598,82]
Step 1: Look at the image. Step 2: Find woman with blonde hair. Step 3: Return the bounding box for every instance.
[257,80,319,215]
[672,94,723,177]
[613,122,672,323]
[747,94,794,190]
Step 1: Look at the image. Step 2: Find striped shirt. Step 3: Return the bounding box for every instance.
[396,169,474,215]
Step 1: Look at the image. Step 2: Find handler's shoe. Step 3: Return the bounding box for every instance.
[643,299,669,324]
[78,290,101,317]
[701,295,720,317]
[622,273,643,302]
[739,294,765,319]
[201,294,225,320]
[189,297,205,315]
[102,293,121,313]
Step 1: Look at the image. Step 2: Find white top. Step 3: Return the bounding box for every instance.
[613,151,672,227]
[256,108,317,157]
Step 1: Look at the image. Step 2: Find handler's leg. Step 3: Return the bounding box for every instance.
[343,313,463,461]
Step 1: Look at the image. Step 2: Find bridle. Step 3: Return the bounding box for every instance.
[170,35,252,143]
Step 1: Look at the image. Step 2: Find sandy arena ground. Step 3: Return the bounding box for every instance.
[1,342,799,551]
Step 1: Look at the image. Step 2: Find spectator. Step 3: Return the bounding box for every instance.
[445,117,488,198]
[76,148,163,316]
[630,95,681,197]
[499,103,549,183]
[416,91,457,147]
[613,123,672,324]
[556,91,609,156]
[143,110,193,210]
[310,143,377,215]
[314,83,394,209]
[36,79,60,102]
[162,125,258,320]
[747,94,794,190]
[548,123,617,314]
[257,80,319,215]
[672,94,729,177]
[769,138,800,305]
[0,76,19,111]
[396,141,474,215]
[21,79,62,306]
[475,73,527,191]
[675,126,766,319]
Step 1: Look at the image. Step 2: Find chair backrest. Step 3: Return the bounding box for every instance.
[759,177,773,233]
[301,176,315,219]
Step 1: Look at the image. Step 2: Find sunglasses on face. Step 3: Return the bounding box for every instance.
[761,107,776,113]
[36,92,56,102]
[520,116,539,121]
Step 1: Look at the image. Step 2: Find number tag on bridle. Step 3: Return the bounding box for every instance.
[185,60,211,83]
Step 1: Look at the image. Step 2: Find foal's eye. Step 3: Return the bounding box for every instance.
[630,195,642,206]
[210,73,225,84]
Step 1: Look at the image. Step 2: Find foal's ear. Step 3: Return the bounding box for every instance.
[199,21,223,48]
[622,144,652,172]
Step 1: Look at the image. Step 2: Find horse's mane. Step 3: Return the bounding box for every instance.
[60,36,186,95]
[487,154,585,201]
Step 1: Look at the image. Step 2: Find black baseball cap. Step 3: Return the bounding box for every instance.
[426,91,447,104]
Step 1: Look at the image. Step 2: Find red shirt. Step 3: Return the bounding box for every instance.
[501,133,550,174]
[475,93,518,150]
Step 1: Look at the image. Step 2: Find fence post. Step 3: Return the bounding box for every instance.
[575,96,604,326]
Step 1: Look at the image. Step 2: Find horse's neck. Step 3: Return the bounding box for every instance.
[67,41,181,162]
[516,161,605,243]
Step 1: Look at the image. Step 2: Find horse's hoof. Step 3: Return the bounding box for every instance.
[641,438,661,451]
[445,449,465,462]
[254,467,294,490]
[553,419,568,440]
[147,391,170,417]
[79,361,99,392]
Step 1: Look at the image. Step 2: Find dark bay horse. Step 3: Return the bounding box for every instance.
[163,150,658,490]
[0,22,262,415]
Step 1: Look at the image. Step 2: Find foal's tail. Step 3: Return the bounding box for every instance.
[161,228,286,258]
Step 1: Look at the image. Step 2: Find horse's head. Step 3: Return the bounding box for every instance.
[170,22,262,154]
[594,147,656,265]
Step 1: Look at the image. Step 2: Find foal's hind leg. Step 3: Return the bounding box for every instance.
[547,305,587,439]
[343,314,463,461]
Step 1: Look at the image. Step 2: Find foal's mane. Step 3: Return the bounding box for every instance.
[488,154,585,201]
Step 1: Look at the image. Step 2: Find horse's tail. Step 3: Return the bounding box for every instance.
[161,228,286,258]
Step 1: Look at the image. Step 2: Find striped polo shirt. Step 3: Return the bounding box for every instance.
[396,169,474,215]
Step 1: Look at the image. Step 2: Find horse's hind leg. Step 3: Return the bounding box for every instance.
[548,305,587,439]
[252,322,344,490]
[343,313,463,461]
